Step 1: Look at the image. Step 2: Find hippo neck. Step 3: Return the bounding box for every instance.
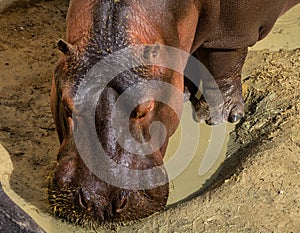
[65,0,201,82]
[67,0,201,53]
[65,0,165,80]
[66,0,131,50]
[64,0,133,82]
[66,0,97,46]
[89,0,131,53]
[86,0,176,57]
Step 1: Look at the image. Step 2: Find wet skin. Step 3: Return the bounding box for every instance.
[49,0,300,224]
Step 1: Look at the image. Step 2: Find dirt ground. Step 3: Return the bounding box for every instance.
[0,1,299,232]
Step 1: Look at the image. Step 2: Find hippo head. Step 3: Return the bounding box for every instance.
[48,38,184,224]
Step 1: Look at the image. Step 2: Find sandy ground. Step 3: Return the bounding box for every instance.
[0,1,299,232]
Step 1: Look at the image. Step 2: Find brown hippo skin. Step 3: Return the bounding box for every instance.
[49,0,300,224]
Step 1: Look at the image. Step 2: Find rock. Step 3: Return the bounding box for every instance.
[0,182,45,233]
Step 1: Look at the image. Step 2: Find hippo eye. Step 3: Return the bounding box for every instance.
[130,100,155,119]
[62,101,74,117]
[61,95,75,116]
[143,44,160,62]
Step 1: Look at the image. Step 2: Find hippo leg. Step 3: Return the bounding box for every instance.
[187,47,248,125]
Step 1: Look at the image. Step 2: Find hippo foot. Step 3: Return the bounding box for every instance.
[190,90,245,125]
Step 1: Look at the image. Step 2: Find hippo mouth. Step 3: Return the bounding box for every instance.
[48,145,169,225]
[48,177,168,226]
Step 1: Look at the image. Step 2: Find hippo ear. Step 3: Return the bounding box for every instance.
[57,39,75,55]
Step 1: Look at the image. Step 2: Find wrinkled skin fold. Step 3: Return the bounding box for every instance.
[49,0,300,224]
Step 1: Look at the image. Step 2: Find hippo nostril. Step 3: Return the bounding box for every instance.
[77,189,92,211]
[77,189,87,209]
[115,196,128,213]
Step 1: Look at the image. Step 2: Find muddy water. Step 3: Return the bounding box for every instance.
[0,145,79,233]
[164,103,235,206]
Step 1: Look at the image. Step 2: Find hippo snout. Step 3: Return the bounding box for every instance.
[48,144,169,224]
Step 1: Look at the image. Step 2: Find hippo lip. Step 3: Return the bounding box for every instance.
[48,171,168,224]
[48,186,111,224]
[48,129,169,224]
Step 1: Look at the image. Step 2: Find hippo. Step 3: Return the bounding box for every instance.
[49,0,300,225]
